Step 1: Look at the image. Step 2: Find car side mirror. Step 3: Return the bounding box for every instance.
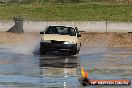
[77,33,81,37]
[40,31,44,34]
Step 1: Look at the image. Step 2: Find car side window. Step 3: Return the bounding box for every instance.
[67,28,76,36]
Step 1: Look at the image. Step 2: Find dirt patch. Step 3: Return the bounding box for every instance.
[0,32,40,43]
[0,32,132,48]
[81,32,132,48]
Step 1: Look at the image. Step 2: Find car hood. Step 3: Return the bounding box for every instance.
[42,34,77,43]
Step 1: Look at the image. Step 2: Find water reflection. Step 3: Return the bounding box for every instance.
[39,55,81,88]
[40,55,78,68]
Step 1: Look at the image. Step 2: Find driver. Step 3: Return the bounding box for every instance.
[67,28,73,35]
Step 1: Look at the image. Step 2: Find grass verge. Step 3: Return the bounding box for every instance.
[0,3,132,21]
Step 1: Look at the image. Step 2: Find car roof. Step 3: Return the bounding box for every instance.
[48,26,66,27]
[48,26,75,28]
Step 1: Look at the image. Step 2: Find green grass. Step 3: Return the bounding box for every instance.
[0,3,132,21]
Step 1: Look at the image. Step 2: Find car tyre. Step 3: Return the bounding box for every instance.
[77,46,80,54]
[40,46,46,55]
[70,50,77,55]
[70,46,78,55]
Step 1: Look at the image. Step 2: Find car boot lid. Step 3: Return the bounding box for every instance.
[42,34,77,43]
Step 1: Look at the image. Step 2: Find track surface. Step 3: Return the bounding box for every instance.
[0,33,132,88]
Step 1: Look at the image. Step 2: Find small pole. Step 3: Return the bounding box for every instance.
[106,19,108,33]
[105,19,108,43]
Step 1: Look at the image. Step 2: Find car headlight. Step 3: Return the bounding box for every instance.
[41,40,51,43]
[63,41,74,44]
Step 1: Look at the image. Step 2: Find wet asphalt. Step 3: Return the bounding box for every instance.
[0,35,132,88]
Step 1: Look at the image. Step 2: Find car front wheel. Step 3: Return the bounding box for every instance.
[40,46,46,55]
[70,50,77,55]
[70,44,79,55]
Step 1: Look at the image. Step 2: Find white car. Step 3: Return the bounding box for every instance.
[40,26,81,55]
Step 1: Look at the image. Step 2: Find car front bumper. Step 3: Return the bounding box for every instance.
[40,42,77,52]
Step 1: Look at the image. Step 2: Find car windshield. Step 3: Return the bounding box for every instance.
[45,26,76,36]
